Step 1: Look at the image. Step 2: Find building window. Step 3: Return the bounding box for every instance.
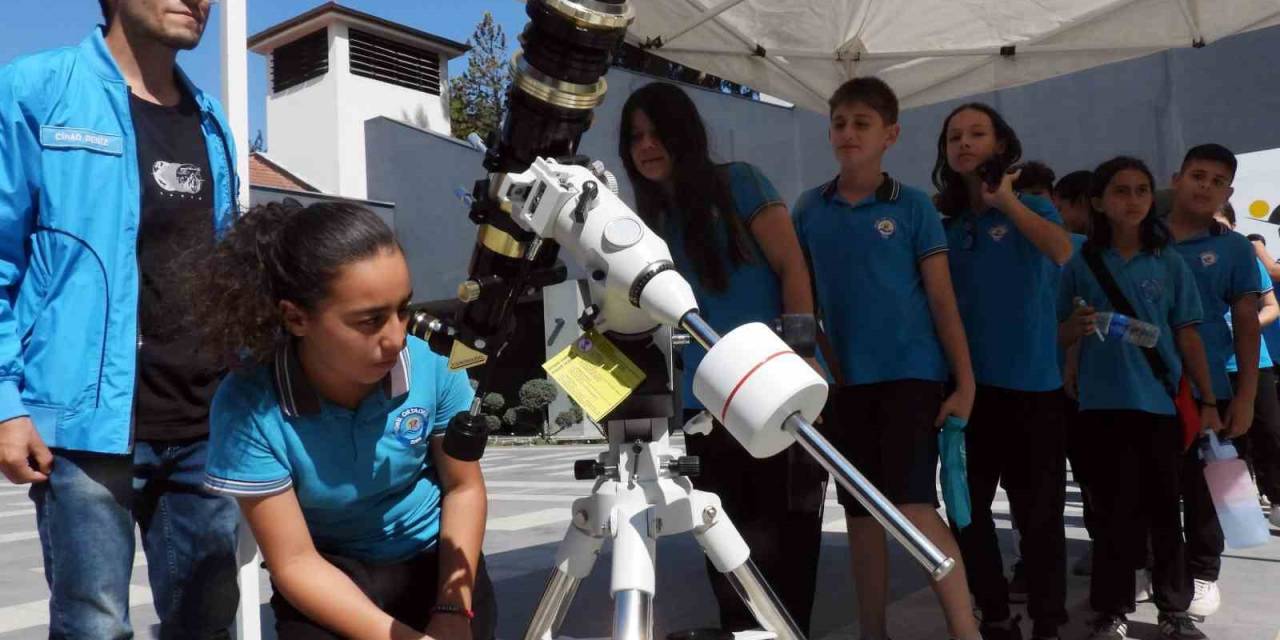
[272,28,329,92]
[348,28,442,95]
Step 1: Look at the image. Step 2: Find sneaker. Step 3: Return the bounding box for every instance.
[980,615,1023,640]
[1072,544,1093,576]
[1087,614,1128,640]
[1008,560,1028,603]
[1269,505,1280,528]
[1158,612,1207,640]
[1187,579,1220,617]
[1135,569,1153,603]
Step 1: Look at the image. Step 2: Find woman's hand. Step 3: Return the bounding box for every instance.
[424,614,471,640]
[1202,404,1224,434]
[1063,303,1098,343]
[981,168,1022,211]
[934,381,975,427]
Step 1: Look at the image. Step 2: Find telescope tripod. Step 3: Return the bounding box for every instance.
[522,415,803,640]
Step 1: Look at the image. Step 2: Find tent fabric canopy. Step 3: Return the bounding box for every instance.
[626,0,1280,112]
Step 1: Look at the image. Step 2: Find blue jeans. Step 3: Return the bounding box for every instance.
[30,438,240,639]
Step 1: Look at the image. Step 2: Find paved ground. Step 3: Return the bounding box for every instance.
[1,439,1277,639]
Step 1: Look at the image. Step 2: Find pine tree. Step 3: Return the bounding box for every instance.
[449,12,508,142]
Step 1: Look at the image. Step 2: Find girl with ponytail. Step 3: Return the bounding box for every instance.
[195,200,495,639]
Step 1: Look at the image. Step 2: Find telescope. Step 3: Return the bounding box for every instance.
[410,2,955,638]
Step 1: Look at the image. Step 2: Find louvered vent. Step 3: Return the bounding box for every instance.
[348,28,442,95]
[271,28,329,93]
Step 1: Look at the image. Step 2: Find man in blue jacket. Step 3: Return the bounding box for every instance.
[0,1,240,636]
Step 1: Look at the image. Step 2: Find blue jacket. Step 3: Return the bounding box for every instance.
[0,29,239,454]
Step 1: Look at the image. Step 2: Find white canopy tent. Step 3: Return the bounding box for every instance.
[626,0,1280,113]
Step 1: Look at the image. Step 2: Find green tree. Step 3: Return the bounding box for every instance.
[482,392,506,414]
[519,379,558,412]
[449,12,508,142]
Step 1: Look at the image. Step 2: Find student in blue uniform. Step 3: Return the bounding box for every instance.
[933,103,1074,640]
[1059,156,1219,640]
[793,77,981,640]
[1240,232,1280,517]
[1053,169,1099,578]
[1166,145,1262,620]
[618,81,825,635]
[193,201,494,640]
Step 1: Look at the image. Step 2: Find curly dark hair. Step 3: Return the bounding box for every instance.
[189,199,400,369]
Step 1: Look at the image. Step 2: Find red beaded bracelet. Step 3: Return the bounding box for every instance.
[431,603,475,620]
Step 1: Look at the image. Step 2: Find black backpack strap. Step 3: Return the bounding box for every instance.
[1079,243,1174,388]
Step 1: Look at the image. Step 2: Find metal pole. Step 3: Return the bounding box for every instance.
[680,312,720,350]
[725,559,805,640]
[612,589,654,640]
[220,0,250,212]
[783,413,954,581]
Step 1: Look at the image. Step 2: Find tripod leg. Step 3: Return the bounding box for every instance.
[523,515,606,640]
[611,502,658,640]
[695,506,805,640]
[613,589,655,640]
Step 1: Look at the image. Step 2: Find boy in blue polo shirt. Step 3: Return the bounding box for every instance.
[196,201,494,639]
[793,77,981,640]
[1167,144,1262,619]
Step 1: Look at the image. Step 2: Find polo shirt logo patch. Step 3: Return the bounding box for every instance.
[1200,251,1218,267]
[988,224,1009,242]
[875,217,896,238]
[393,407,430,446]
[1140,278,1163,304]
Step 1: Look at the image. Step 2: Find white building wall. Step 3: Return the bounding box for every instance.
[264,27,341,194]
[266,21,453,200]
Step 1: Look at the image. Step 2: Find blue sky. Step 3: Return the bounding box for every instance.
[0,1,529,142]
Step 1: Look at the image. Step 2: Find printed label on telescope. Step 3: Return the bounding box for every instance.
[542,330,646,422]
[448,341,488,371]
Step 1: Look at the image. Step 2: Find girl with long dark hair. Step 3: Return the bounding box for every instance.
[194,201,494,640]
[933,103,1074,640]
[619,81,825,634]
[1059,157,1219,639]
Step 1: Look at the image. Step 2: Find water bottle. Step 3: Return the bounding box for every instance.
[1095,311,1160,348]
[938,416,971,529]
[1200,432,1271,549]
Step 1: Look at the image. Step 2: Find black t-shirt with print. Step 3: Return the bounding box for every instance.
[130,89,224,441]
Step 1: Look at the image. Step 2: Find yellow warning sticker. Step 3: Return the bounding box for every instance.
[542,330,646,422]
[448,340,489,371]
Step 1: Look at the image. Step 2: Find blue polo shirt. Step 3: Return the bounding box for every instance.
[1058,247,1203,415]
[793,175,949,385]
[1226,257,1274,372]
[1172,224,1263,399]
[663,162,784,409]
[944,194,1065,392]
[204,337,474,563]
[1057,233,1089,373]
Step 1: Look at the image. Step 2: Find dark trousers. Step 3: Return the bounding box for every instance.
[270,549,497,639]
[953,386,1067,636]
[1081,410,1192,615]
[683,409,826,634]
[1243,367,1280,502]
[1063,394,1100,539]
